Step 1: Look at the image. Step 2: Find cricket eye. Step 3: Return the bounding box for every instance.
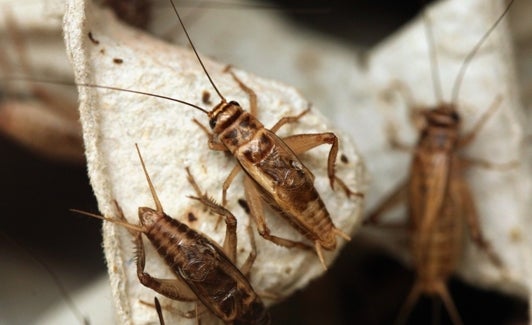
[209,118,217,129]
[450,111,460,122]
[229,100,239,106]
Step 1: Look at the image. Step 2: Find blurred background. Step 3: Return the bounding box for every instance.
[0,0,528,324]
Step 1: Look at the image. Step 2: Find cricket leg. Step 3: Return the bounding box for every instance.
[186,167,238,262]
[365,181,408,226]
[283,133,363,198]
[154,297,165,325]
[386,121,414,153]
[269,105,311,133]
[140,298,208,320]
[457,95,502,148]
[240,217,257,278]
[224,65,258,116]
[461,157,518,171]
[394,282,423,325]
[435,282,463,325]
[192,118,227,151]
[458,176,502,267]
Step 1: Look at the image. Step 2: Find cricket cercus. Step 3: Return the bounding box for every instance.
[64,0,364,323]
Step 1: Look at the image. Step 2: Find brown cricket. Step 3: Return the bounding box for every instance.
[165,0,361,270]
[63,0,360,269]
[365,1,515,324]
[74,144,270,324]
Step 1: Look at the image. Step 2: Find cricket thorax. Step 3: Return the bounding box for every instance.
[210,101,265,152]
[419,105,461,151]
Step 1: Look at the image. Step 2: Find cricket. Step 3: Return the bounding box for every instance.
[50,0,363,271]
[74,144,271,324]
[165,0,360,270]
[365,1,515,324]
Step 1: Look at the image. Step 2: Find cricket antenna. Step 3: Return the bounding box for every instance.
[5,77,209,114]
[168,0,227,103]
[422,11,443,104]
[135,144,164,213]
[451,0,514,104]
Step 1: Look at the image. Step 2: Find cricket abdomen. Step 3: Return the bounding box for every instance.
[412,199,464,293]
[144,212,269,324]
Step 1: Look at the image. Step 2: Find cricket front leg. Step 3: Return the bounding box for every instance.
[283,133,363,198]
[192,118,227,151]
[364,181,408,226]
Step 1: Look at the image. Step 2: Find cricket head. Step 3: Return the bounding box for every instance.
[424,103,461,130]
[138,206,161,227]
[419,104,461,151]
[208,100,244,133]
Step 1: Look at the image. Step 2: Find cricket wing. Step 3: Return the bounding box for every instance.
[408,150,452,234]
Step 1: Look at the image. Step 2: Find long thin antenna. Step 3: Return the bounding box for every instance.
[135,144,164,213]
[168,0,227,103]
[422,11,443,103]
[5,76,209,114]
[451,0,514,104]
[70,209,144,233]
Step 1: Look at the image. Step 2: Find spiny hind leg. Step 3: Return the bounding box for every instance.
[186,167,238,263]
[283,133,363,198]
[243,176,313,251]
[224,65,258,116]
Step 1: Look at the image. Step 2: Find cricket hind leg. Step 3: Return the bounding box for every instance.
[282,133,363,198]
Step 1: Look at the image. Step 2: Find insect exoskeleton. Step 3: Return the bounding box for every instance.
[74,145,271,324]
[365,0,524,324]
[65,0,365,324]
